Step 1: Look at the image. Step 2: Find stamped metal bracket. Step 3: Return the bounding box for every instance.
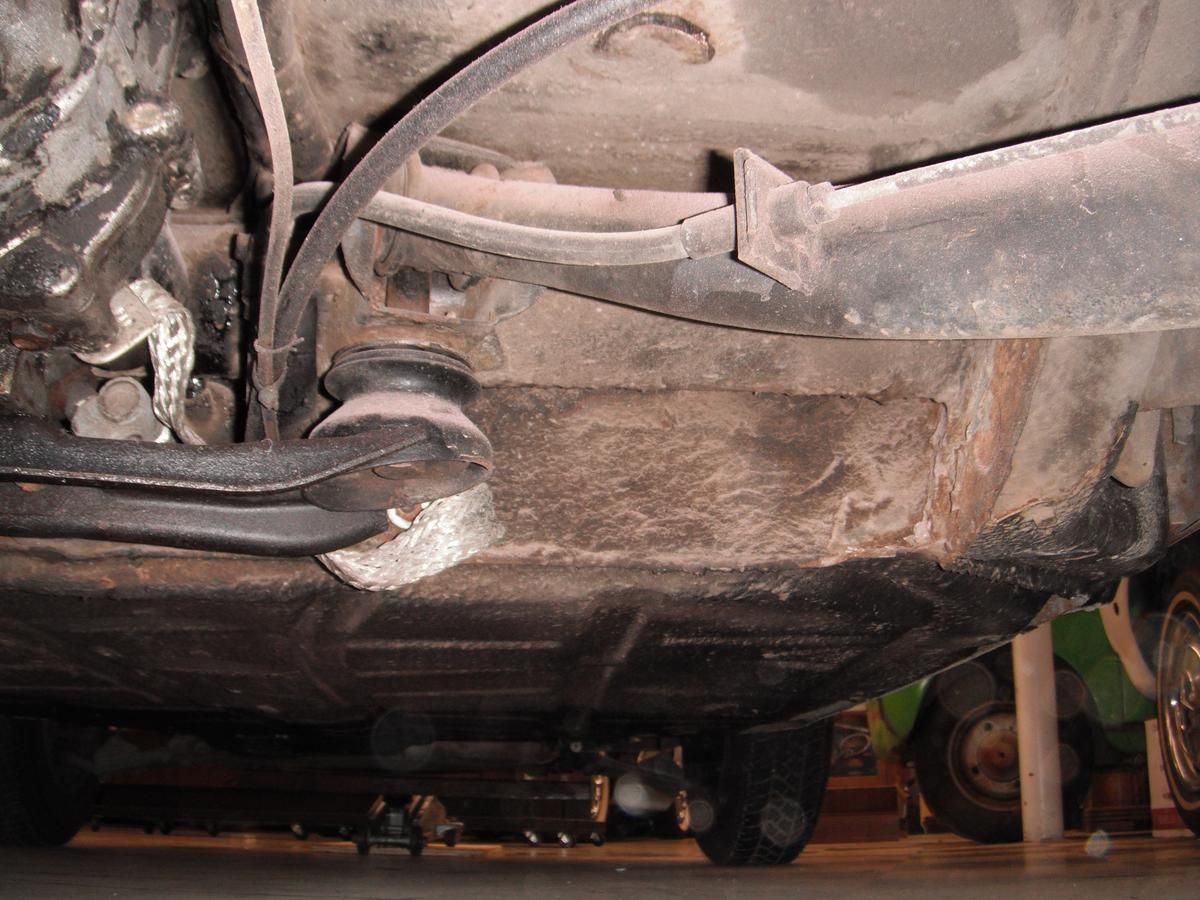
[733,148,835,294]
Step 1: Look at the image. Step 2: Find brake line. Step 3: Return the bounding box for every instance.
[291,182,736,268]
[228,0,295,440]
[261,0,660,429]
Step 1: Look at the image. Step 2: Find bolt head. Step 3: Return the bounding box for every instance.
[97,378,143,422]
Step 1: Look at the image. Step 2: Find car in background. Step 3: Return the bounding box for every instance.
[868,552,1200,842]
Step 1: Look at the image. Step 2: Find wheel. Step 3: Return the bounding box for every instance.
[911,649,1092,844]
[0,716,97,847]
[686,719,832,867]
[355,838,371,855]
[408,826,425,856]
[1155,574,1200,836]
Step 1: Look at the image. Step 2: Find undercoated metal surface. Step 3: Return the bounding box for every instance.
[0,357,1170,726]
[0,0,1198,750]
[293,0,1200,192]
[474,388,940,569]
[0,548,1056,737]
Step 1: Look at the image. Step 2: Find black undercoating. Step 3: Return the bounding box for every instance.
[0,551,1056,749]
[962,466,1168,594]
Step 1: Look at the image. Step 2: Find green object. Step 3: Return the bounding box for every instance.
[867,679,926,756]
[1051,608,1153,756]
[868,608,1153,759]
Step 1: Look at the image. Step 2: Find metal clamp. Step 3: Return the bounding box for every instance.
[732,149,835,294]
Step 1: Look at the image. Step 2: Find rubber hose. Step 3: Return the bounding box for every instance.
[291,182,734,267]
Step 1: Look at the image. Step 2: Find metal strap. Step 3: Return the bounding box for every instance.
[131,279,205,445]
[320,484,504,590]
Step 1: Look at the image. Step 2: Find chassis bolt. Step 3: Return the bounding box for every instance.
[97,378,143,422]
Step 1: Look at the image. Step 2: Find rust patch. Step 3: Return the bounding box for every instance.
[926,338,1044,558]
[593,13,715,65]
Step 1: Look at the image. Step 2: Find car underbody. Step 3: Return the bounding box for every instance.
[0,0,1198,794]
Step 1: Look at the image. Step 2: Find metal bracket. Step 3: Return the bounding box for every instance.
[75,285,159,365]
[733,148,835,294]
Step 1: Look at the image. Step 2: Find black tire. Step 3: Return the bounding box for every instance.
[0,716,97,847]
[1155,574,1200,836]
[408,826,425,856]
[688,720,832,866]
[911,649,1092,844]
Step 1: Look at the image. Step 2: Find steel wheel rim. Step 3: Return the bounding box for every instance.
[1162,598,1200,796]
[950,707,1020,807]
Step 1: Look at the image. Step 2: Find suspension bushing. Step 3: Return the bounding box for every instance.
[304,343,492,511]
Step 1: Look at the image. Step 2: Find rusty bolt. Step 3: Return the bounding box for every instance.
[122,100,184,146]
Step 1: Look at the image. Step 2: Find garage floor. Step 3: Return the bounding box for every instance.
[1,830,1197,898]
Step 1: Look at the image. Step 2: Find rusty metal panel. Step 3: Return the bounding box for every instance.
[471,388,942,568]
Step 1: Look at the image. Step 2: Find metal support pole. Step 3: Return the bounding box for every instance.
[1012,623,1064,841]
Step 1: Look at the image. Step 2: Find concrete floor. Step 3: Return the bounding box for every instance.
[1,829,1198,899]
